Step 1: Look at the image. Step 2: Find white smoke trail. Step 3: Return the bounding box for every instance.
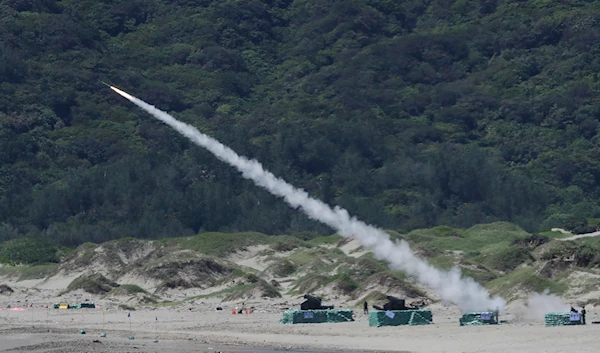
[519,290,571,322]
[109,86,506,312]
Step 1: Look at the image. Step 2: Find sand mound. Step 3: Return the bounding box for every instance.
[147,254,234,293]
[105,284,159,304]
[64,273,118,295]
[61,239,158,280]
[353,272,427,301]
[0,284,13,294]
[223,279,281,301]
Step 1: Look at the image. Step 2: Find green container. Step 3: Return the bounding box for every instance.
[80,302,96,309]
[459,312,498,326]
[545,312,582,326]
[279,309,354,324]
[368,310,433,327]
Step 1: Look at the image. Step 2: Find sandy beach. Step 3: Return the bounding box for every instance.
[1,235,599,353]
[1,299,599,353]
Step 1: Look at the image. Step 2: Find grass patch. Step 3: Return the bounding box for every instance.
[428,255,456,269]
[477,246,533,272]
[363,271,426,298]
[540,241,600,267]
[405,222,530,256]
[307,235,342,246]
[114,284,147,294]
[66,242,98,269]
[107,284,158,303]
[459,267,498,285]
[173,232,272,257]
[0,238,61,264]
[273,259,297,277]
[292,273,329,294]
[270,236,309,252]
[538,230,573,240]
[186,279,281,301]
[355,290,389,306]
[144,255,233,289]
[486,267,568,299]
[327,273,359,295]
[288,247,346,267]
[0,263,58,281]
[63,273,118,295]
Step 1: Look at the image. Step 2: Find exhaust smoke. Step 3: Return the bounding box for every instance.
[109,85,506,313]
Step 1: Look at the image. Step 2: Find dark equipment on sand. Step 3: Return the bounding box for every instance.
[300,295,334,310]
[372,296,410,311]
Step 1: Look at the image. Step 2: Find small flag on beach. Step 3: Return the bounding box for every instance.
[102,312,104,316]
[127,312,130,318]
[155,316,158,321]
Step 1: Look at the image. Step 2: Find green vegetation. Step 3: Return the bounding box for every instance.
[172,232,272,257]
[107,283,158,303]
[115,284,147,295]
[64,273,118,295]
[1,222,599,303]
[271,237,309,252]
[185,279,281,301]
[273,259,297,277]
[307,235,342,246]
[486,267,568,300]
[356,291,389,306]
[326,273,360,295]
[541,241,600,268]
[0,263,58,281]
[0,238,60,264]
[4,1,600,248]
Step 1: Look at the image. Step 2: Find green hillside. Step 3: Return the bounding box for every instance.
[2,1,600,245]
[2,223,599,306]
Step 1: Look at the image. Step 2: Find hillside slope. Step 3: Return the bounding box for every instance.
[1,223,600,309]
[3,1,600,244]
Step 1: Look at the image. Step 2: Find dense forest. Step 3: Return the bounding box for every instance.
[2,0,600,246]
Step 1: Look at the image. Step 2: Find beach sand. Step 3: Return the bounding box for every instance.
[1,300,598,353]
[1,237,598,353]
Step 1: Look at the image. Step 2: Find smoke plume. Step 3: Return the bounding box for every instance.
[109,85,506,312]
[520,289,571,322]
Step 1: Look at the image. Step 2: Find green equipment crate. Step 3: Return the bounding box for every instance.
[545,312,582,326]
[279,309,354,324]
[459,312,498,326]
[368,310,433,327]
[80,302,96,309]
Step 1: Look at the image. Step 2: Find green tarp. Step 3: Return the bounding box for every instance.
[459,312,498,326]
[53,302,96,309]
[279,309,354,324]
[368,310,433,327]
[545,312,582,326]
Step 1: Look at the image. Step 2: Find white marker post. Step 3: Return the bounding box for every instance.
[100,311,106,337]
[154,316,158,343]
[128,312,134,340]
